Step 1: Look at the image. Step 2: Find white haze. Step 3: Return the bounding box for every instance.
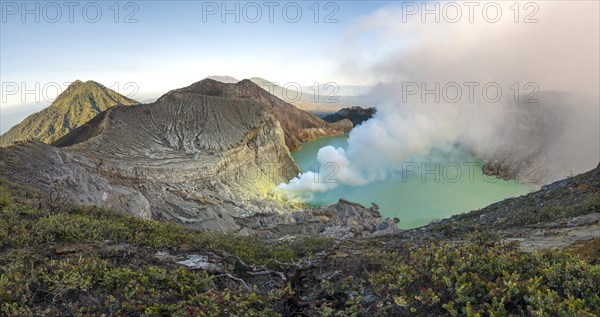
[277,1,599,198]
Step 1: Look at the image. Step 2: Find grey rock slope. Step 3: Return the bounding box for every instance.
[0,79,384,237]
[157,79,353,151]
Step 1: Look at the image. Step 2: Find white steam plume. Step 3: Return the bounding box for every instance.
[277,1,599,198]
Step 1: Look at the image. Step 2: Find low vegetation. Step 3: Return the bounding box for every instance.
[364,241,599,316]
[0,179,599,316]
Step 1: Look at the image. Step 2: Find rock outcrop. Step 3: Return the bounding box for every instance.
[323,106,376,127]
[239,200,388,239]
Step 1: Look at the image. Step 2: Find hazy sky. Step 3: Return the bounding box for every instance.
[1,1,598,135]
[1,1,387,111]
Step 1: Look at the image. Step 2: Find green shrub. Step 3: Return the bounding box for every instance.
[1,178,598,316]
[364,242,600,316]
[0,254,277,316]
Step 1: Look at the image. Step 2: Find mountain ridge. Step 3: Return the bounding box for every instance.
[0,78,368,236]
[204,76,372,114]
[156,78,352,151]
[0,80,139,147]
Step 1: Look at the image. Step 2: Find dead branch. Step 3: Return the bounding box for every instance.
[214,273,252,291]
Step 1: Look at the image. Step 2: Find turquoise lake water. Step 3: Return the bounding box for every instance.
[291,135,533,229]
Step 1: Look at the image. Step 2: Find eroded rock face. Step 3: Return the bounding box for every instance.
[0,142,153,220]
[0,80,378,237]
[157,79,353,151]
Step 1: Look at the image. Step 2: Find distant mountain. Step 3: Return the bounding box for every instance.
[302,84,372,97]
[249,77,373,114]
[323,106,376,127]
[206,75,239,84]
[0,80,139,147]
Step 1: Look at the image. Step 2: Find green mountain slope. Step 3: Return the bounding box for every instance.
[0,80,139,147]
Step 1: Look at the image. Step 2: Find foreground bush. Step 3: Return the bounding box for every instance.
[1,180,599,316]
[364,243,600,316]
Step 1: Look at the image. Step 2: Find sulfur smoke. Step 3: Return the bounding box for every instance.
[277,1,599,198]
